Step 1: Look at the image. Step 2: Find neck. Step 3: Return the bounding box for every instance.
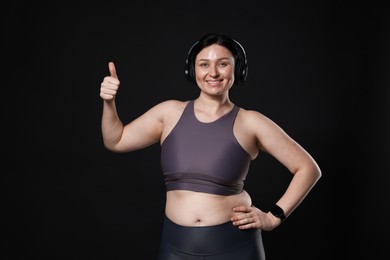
[194,93,233,115]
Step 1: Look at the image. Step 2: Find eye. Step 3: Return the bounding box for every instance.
[219,62,228,67]
[200,63,209,68]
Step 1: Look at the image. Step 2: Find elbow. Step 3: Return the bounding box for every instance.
[295,162,322,184]
[103,144,116,152]
[312,164,322,183]
[103,141,121,153]
[103,141,132,153]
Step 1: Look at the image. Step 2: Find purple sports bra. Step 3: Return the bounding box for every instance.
[160,100,252,195]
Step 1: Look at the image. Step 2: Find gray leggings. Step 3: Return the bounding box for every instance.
[157,216,265,260]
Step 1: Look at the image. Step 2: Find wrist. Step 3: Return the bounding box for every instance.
[268,204,286,222]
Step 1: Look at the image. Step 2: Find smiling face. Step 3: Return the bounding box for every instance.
[194,44,236,96]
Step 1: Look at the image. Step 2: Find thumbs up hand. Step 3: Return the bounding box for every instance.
[100,62,120,101]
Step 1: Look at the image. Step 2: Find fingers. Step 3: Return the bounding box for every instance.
[233,219,257,230]
[231,206,278,231]
[231,214,252,224]
[231,205,261,229]
[100,61,120,101]
[232,205,252,213]
[100,81,118,100]
[231,206,252,223]
[109,61,118,79]
[231,211,260,230]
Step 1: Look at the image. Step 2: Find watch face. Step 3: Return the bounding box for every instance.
[270,205,285,220]
[271,207,283,216]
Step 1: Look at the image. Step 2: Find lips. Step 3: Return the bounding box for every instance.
[206,80,223,86]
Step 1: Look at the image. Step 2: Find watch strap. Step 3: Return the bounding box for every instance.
[269,204,286,221]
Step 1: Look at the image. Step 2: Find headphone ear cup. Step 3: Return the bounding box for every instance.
[184,61,191,82]
[190,65,196,84]
[233,39,248,83]
[235,59,242,82]
[240,62,248,82]
[184,41,199,84]
[184,61,195,83]
[235,59,248,82]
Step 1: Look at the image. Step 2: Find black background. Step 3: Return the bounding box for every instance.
[3,1,389,259]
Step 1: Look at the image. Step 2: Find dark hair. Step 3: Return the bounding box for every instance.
[184,33,248,85]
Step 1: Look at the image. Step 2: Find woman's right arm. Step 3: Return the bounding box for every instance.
[100,62,163,153]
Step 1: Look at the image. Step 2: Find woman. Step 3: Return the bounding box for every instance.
[100,33,321,259]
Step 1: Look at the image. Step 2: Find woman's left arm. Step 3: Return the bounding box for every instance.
[231,110,321,230]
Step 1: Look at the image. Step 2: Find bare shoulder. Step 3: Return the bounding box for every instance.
[156,99,188,110]
[152,99,187,115]
[237,107,294,154]
[156,100,190,141]
[237,108,276,128]
[237,107,289,140]
[150,99,189,121]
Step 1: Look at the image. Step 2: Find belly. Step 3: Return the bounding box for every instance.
[165,190,252,227]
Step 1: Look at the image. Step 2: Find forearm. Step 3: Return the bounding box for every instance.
[101,100,124,150]
[276,164,321,217]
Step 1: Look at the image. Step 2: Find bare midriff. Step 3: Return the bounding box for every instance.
[165,190,252,227]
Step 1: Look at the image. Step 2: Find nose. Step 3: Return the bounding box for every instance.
[209,66,219,77]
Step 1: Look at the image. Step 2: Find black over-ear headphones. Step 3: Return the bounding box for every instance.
[184,36,248,84]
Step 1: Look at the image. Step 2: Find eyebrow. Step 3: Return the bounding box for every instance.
[197,57,231,62]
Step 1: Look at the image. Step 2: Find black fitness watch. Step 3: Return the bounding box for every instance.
[269,204,286,222]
